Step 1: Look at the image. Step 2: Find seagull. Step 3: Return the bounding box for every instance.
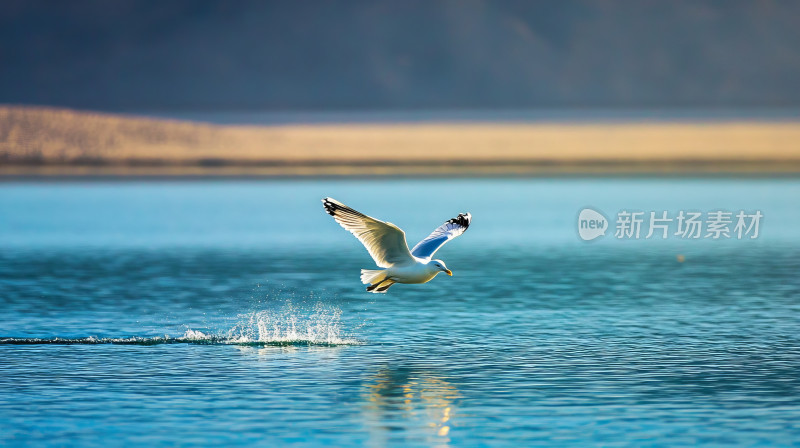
[322,197,471,293]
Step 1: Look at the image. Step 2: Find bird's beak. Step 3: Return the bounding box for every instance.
[444,269,453,276]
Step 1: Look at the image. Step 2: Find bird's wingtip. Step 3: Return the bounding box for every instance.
[321,197,341,216]
[450,212,472,229]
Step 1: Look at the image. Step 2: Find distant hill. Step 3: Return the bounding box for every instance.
[2,106,800,177]
[2,0,800,111]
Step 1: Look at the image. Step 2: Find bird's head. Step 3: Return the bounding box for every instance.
[431,259,452,276]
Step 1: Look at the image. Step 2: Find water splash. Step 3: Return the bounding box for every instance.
[0,303,360,346]
[225,304,356,345]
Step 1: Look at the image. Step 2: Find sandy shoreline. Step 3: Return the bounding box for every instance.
[4,161,800,179]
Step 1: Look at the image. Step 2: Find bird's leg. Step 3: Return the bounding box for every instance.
[366,278,390,292]
[375,281,395,292]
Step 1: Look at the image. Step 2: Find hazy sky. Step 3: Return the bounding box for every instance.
[2,0,799,111]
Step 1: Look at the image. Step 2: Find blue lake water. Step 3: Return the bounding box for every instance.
[1,179,799,447]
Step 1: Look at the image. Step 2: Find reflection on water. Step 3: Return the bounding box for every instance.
[362,366,461,446]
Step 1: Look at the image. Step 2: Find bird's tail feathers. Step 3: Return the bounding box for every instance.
[360,269,386,285]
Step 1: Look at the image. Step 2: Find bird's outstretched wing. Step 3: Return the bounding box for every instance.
[322,198,415,268]
[411,212,471,260]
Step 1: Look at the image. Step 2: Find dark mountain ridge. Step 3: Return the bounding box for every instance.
[2,0,799,111]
